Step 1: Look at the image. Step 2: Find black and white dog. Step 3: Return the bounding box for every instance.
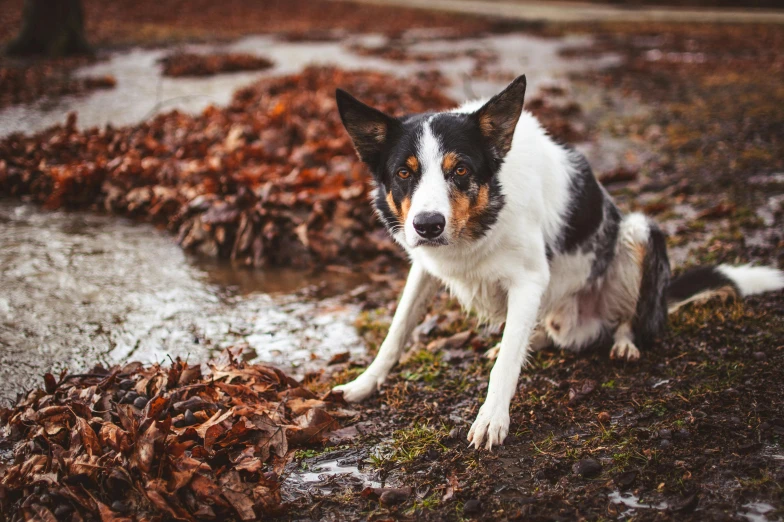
[333,75,784,450]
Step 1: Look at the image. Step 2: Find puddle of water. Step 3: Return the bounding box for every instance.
[283,454,384,500]
[299,458,382,488]
[0,200,364,403]
[0,33,619,138]
[608,491,668,518]
[739,501,778,522]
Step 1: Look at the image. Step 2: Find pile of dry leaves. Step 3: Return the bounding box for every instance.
[0,349,352,521]
[159,53,274,77]
[0,66,453,269]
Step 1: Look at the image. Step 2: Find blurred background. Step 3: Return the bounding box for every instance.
[0,0,783,519]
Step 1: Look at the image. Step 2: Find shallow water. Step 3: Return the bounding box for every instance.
[0,200,365,403]
[0,32,619,137]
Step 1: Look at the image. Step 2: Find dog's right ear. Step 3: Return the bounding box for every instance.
[336,89,398,166]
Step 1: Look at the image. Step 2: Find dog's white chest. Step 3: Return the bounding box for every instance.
[443,276,509,324]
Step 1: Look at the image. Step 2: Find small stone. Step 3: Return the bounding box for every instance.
[118,379,134,390]
[752,351,766,361]
[120,391,138,404]
[449,427,463,440]
[674,428,690,440]
[598,412,611,424]
[54,504,73,517]
[111,501,129,513]
[133,396,149,409]
[658,428,672,439]
[175,409,198,428]
[572,458,602,478]
[378,488,411,506]
[659,439,672,449]
[616,470,637,489]
[463,499,481,514]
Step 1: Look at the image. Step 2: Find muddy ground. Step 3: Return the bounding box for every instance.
[1,2,783,521]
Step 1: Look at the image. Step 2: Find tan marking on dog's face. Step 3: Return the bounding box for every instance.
[386,191,401,221]
[449,185,490,239]
[473,185,489,216]
[406,156,419,172]
[449,191,471,237]
[400,197,412,223]
[442,151,460,173]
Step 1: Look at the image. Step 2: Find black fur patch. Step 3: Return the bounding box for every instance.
[554,151,621,281]
[667,266,738,306]
[632,222,671,348]
[558,151,607,254]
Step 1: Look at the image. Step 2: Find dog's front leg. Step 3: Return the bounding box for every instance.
[333,262,438,402]
[468,273,548,450]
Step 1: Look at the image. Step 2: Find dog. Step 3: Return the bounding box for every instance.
[332,75,784,450]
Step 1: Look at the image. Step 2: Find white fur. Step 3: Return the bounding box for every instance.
[717,264,784,297]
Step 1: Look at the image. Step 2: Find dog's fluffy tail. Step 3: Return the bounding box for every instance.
[667,264,784,314]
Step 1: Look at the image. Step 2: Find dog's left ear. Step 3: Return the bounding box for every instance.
[474,74,527,159]
[336,89,399,167]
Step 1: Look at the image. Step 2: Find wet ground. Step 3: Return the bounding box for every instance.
[0,199,365,403]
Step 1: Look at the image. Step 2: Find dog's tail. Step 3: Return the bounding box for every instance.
[667,264,784,314]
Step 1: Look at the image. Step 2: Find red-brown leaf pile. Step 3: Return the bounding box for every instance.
[0,350,352,521]
[159,53,274,77]
[0,66,454,269]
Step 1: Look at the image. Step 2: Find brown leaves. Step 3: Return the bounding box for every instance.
[0,350,347,520]
[0,66,454,270]
[160,52,274,77]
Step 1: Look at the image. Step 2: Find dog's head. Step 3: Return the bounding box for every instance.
[336,75,527,249]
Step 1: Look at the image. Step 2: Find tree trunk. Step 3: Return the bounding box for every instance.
[6,0,91,57]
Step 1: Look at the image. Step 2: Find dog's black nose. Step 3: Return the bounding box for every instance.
[413,212,446,240]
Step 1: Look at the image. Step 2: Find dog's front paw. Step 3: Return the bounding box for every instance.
[610,340,640,362]
[332,371,383,402]
[467,399,510,451]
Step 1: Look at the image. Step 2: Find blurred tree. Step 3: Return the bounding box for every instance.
[7,0,91,57]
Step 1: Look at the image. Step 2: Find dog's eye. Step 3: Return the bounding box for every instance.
[397,168,411,179]
[455,165,468,176]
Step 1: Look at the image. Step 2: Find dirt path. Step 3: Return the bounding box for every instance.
[332,0,784,24]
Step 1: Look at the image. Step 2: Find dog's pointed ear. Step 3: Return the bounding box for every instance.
[474,74,527,159]
[336,89,398,165]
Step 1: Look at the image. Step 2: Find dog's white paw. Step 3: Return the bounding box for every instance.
[332,371,383,402]
[610,340,640,362]
[467,399,510,451]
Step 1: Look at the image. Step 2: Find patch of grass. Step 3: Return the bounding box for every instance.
[405,492,441,515]
[400,349,442,384]
[373,423,449,466]
[354,309,391,354]
[601,379,617,390]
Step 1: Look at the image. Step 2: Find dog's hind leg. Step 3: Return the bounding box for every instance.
[333,262,439,402]
[603,215,671,360]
